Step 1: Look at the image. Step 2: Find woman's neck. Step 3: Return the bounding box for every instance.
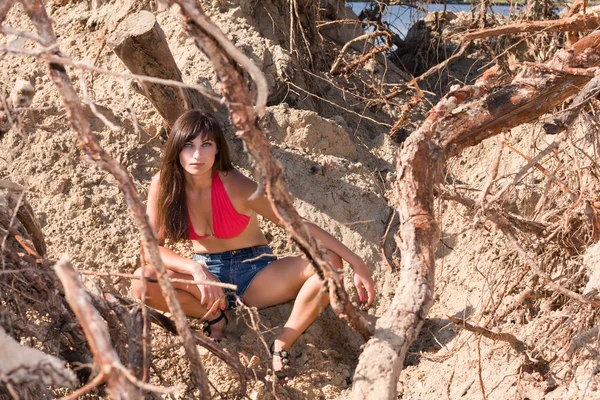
[184,170,214,191]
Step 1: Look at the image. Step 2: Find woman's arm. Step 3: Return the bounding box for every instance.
[304,222,375,306]
[146,173,226,310]
[237,172,375,306]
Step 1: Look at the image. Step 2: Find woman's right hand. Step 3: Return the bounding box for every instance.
[192,264,227,314]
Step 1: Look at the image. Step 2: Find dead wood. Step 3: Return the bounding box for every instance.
[54,256,142,399]
[112,294,251,398]
[0,188,96,394]
[17,0,213,396]
[352,30,600,400]
[6,190,46,257]
[79,269,237,289]
[462,13,600,42]
[0,325,77,390]
[495,218,600,307]
[408,13,600,92]
[449,316,529,354]
[172,0,371,341]
[107,10,213,127]
[564,324,599,359]
[541,72,600,135]
[330,30,391,75]
[102,293,151,382]
[440,190,599,308]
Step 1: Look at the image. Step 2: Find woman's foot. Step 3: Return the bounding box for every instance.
[271,340,291,382]
[202,310,228,341]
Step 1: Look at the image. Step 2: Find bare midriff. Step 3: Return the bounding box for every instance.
[191,213,268,254]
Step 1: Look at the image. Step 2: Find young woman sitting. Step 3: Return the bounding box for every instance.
[132,110,375,378]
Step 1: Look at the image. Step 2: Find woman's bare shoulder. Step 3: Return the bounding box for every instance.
[151,172,161,184]
[148,172,162,196]
[220,169,257,197]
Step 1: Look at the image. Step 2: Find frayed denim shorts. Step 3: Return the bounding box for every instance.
[192,245,276,309]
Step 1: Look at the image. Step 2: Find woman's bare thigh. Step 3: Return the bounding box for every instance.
[243,255,316,309]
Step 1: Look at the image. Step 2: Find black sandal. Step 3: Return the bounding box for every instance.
[201,310,228,341]
[271,343,291,382]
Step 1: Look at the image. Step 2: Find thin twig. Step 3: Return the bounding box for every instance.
[380,208,397,272]
[0,44,222,104]
[476,336,486,400]
[78,269,238,290]
[330,31,390,74]
[287,81,392,127]
[489,134,566,204]
[58,372,105,400]
[78,70,120,131]
[503,142,577,196]
[449,316,528,354]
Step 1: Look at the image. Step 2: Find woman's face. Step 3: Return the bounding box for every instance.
[178,135,218,176]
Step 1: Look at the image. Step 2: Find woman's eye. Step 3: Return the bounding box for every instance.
[202,142,213,147]
[183,143,193,148]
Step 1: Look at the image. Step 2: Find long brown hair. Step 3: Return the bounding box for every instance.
[157,110,233,241]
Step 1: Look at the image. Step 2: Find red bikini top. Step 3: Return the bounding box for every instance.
[188,172,251,240]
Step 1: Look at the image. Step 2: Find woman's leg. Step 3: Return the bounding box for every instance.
[243,251,343,369]
[131,265,227,338]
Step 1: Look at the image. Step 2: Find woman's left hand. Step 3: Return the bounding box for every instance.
[351,260,375,307]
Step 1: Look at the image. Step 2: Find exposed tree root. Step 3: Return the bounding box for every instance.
[353,30,600,400]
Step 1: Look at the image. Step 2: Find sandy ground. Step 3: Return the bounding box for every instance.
[2,0,600,399]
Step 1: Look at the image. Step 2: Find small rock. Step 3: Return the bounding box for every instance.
[10,80,35,109]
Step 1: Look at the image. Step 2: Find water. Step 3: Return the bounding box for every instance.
[348,2,518,38]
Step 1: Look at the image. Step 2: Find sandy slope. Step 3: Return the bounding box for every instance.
[2,0,600,399]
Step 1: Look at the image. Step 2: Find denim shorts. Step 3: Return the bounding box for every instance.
[192,245,277,309]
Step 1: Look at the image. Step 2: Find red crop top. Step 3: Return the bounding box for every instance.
[188,172,251,240]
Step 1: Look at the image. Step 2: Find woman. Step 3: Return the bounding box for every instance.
[132,110,374,378]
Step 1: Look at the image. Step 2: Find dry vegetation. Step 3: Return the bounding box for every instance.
[2,0,600,399]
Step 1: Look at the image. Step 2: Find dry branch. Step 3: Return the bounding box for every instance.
[541,72,600,135]
[0,326,77,389]
[448,316,528,353]
[410,13,600,91]
[497,222,600,307]
[54,256,142,399]
[0,45,222,106]
[352,30,600,400]
[172,0,371,340]
[330,30,390,74]
[17,0,213,396]
[462,14,600,42]
[78,269,238,289]
[564,325,600,359]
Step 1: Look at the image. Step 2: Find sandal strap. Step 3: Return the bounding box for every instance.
[205,309,228,327]
[272,349,291,366]
[202,310,228,337]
